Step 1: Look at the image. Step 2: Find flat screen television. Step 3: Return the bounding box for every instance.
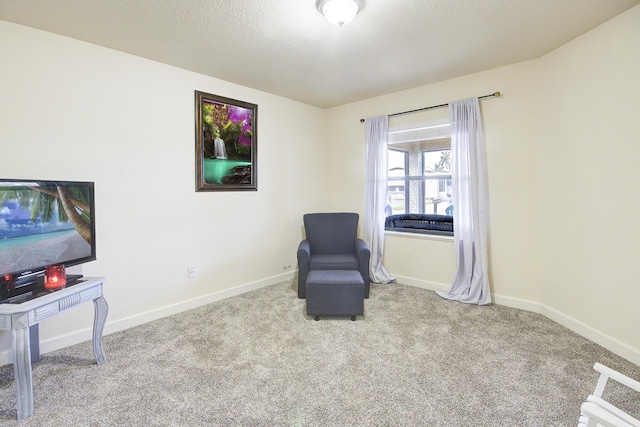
[0,179,96,297]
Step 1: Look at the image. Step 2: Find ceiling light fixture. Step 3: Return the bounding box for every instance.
[316,0,364,27]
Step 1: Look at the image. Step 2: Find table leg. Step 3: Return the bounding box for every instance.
[11,325,33,420]
[93,296,108,364]
[29,324,40,362]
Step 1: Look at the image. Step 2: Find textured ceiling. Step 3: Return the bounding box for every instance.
[1,0,638,108]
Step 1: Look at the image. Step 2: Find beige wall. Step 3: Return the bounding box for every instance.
[0,21,328,362]
[325,59,544,305]
[325,5,640,364]
[537,6,640,359]
[1,4,639,366]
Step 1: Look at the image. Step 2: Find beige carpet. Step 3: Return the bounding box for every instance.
[0,280,638,426]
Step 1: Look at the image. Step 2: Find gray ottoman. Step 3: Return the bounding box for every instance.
[306,270,364,321]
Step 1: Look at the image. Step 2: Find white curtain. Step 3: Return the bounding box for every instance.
[437,98,492,305]
[364,116,395,284]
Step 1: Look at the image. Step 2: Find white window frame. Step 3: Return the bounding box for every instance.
[386,120,453,235]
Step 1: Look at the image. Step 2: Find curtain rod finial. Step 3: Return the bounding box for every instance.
[493,92,501,97]
[360,118,365,123]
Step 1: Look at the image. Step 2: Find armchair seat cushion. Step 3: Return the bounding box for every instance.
[310,254,358,271]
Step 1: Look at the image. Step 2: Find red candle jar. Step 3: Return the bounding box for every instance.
[44,265,66,290]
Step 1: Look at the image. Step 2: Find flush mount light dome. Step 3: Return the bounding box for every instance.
[316,0,364,27]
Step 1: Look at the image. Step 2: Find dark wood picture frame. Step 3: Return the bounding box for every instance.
[195,91,257,191]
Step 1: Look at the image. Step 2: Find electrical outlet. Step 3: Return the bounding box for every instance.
[187,266,196,278]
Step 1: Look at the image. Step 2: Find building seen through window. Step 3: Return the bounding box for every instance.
[387,120,452,218]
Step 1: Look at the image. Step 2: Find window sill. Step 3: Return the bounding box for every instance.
[384,230,454,242]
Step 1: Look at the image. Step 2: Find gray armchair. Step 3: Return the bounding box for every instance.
[297,212,370,299]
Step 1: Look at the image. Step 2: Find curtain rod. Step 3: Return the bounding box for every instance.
[359,91,500,123]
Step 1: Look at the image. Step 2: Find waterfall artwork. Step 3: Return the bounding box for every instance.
[213,135,227,159]
[195,90,258,192]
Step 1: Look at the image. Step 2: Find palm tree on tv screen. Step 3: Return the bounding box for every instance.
[0,185,92,245]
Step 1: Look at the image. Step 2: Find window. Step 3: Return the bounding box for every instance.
[386,120,453,234]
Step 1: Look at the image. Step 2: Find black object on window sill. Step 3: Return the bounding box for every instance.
[385,214,453,236]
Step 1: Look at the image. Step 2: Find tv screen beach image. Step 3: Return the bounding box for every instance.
[0,182,94,276]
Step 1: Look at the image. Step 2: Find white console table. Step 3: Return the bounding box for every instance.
[0,276,108,419]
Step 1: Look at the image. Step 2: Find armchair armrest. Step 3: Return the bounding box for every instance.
[355,238,371,298]
[297,239,311,261]
[355,238,370,259]
[297,240,311,299]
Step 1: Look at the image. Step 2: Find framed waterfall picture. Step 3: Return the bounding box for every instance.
[195,90,258,191]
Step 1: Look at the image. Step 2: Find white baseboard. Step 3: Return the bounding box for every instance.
[539,304,640,367]
[391,273,640,366]
[492,293,542,314]
[392,274,450,293]
[3,270,638,368]
[100,271,295,337]
[0,271,296,367]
